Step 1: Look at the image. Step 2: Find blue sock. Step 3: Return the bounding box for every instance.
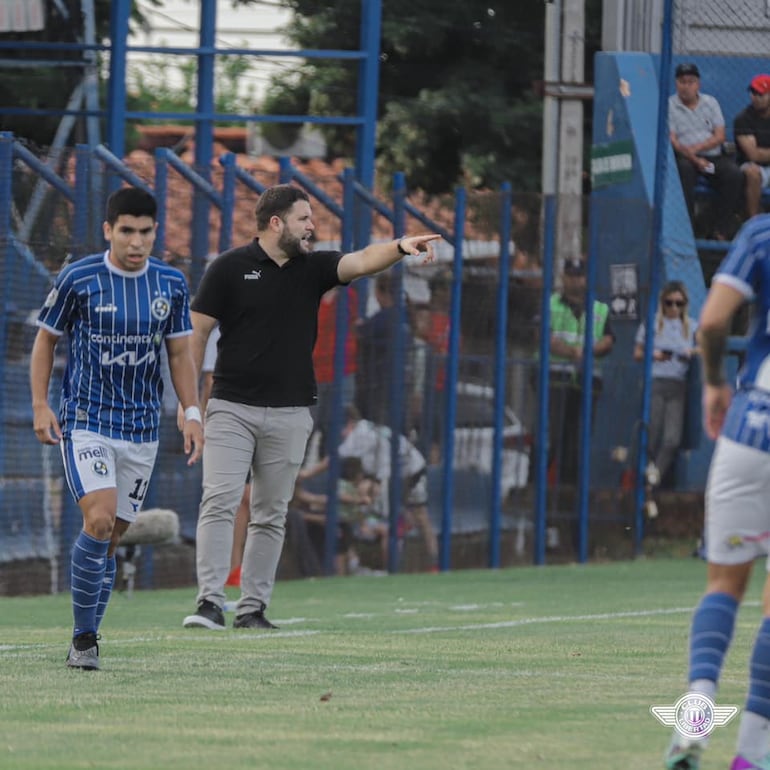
[747,618,770,719]
[689,592,739,686]
[71,531,109,638]
[95,555,116,632]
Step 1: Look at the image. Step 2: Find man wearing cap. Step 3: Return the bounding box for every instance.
[669,62,743,240]
[734,74,770,219]
[547,257,614,485]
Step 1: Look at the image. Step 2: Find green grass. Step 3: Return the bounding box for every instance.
[0,558,764,769]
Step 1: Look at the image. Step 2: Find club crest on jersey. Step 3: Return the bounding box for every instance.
[43,288,59,308]
[92,460,108,477]
[151,297,171,320]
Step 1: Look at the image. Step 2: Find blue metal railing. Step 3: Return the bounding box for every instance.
[3,135,530,577]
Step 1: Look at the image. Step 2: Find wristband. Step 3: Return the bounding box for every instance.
[396,238,409,256]
[184,406,202,423]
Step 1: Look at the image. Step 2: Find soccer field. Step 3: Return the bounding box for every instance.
[0,558,763,769]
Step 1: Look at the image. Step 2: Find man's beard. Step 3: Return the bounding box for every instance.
[279,230,310,259]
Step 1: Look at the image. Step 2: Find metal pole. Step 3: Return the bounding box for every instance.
[386,172,407,574]
[192,0,217,291]
[542,0,562,196]
[322,168,356,576]
[534,196,557,565]
[576,209,601,564]
[635,0,675,554]
[489,182,512,568]
[438,187,465,571]
[354,0,382,250]
[106,0,131,162]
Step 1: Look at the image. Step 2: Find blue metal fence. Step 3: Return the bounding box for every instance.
[2,135,540,585]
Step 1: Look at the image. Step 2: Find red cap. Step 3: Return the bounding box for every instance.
[750,74,770,95]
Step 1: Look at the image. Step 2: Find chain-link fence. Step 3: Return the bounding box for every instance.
[2,139,555,589]
[6,1,767,592]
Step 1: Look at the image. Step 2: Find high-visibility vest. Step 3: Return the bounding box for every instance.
[549,293,610,380]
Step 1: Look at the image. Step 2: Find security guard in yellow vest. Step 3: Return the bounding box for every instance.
[548,257,614,484]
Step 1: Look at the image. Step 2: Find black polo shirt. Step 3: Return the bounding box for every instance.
[192,239,343,407]
[735,104,770,165]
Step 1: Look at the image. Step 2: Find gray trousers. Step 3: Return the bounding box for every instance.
[195,398,313,614]
[648,377,687,484]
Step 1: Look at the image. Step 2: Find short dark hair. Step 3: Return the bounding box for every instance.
[106,187,157,225]
[340,456,364,481]
[254,184,310,230]
[563,257,585,276]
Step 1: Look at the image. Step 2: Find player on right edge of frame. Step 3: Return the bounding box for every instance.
[664,213,770,770]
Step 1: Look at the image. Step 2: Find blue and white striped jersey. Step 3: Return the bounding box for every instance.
[36,251,193,442]
[713,215,770,451]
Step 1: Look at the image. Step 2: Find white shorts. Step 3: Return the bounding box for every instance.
[741,161,770,190]
[706,436,770,566]
[61,430,159,523]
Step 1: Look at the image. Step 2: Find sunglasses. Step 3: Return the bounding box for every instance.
[664,299,686,308]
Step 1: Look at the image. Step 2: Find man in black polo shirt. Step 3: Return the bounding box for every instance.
[735,73,770,219]
[182,184,440,630]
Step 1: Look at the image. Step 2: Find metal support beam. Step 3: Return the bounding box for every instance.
[106,0,131,161]
[192,0,217,291]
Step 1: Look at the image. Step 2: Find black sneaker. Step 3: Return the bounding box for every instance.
[182,599,226,630]
[66,632,100,670]
[233,604,278,630]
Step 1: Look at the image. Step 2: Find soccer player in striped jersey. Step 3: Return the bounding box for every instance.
[30,187,203,670]
[665,213,770,770]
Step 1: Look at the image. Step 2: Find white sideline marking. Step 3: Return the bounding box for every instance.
[0,629,322,652]
[396,606,704,634]
[1,602,761,653]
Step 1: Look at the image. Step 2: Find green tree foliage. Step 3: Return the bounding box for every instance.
[126,55,257,124]
[256,1,547,193]
[0,0,162,147]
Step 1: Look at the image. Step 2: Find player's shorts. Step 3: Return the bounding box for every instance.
[61,429,159,523]
[706,435,770,566]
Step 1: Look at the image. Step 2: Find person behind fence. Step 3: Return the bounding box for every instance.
[662,215,770,770]
[311,285,359,457]
[734,73,770,220]
[633,281,698,490]
[181,184,440,631]
[301,404,439,571]
[547,257,615,485]
[355,271,415,429]
[668,62,743,241]
[29,187,204,671]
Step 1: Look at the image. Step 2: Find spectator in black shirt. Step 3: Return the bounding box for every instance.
[735,73,770,219]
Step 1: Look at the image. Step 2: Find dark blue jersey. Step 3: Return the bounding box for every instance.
[36,251,192,442]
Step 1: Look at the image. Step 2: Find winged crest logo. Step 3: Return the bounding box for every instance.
[650,692,739,739]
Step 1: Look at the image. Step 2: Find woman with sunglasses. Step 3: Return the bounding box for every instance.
[633,281,699,489]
